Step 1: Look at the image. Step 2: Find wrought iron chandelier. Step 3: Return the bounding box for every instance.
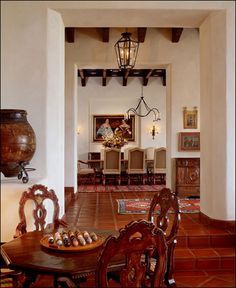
[114,32,139,69]
[124,86,161,122]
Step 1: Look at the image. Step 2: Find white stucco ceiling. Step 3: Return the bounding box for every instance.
[57,8,211,28]
[52,1,233,28]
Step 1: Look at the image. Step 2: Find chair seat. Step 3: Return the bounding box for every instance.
[79,168,95,174]
[154,168,166,174]
[126,169,146,174]
[103,169,121,175]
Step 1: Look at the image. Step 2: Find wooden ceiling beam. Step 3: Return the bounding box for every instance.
[101,28,109,42]
[79,69,87,87]
[123,69,130,86]
[137,28,147,43]
[65,28,75,43]
[143,69,153,86]
[162,70,166,86]
[102,69,107,86]
[172,28,183,43]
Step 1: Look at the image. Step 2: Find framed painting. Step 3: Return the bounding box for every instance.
[183,107,198,129]
[178,132,200,151]
[93,114,135,142]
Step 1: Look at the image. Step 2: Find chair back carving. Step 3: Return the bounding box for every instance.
[103,148,121,173]
[96,219,167,288]
[148,188,180,287]
[127,148,145,173]
[15,184,67,237]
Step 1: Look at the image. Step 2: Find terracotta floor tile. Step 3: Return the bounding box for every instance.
[65,190,236,288]
[174,248,195,258]
[214,247,235,257]
[191,248,219,258]
[173,270,207,277]
[199,276,235,287]
[196,258,220,270]
[210,235,235,247]
[174,276,210,287]
[188,235,211,248]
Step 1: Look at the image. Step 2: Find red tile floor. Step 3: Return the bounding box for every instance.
[65,190,235,287]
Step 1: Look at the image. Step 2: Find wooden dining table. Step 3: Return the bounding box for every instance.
[1,229,121,280]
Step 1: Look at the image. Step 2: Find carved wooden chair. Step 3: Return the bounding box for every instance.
[126,147,146,185]
[77,160,96,185]
[148,188,180,287]
[11,184,67,287]
[102,148,121,185]
[153,147,166,184]
[95,219,167,288]
[14,184,67,237]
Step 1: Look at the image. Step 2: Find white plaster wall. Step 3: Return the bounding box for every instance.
[1,3,65,242]
[200,9,235,220]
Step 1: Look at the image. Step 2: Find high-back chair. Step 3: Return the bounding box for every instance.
[126,147,146,185]
[77,160,96,185]
[7,184,67,287]
[148,188,180,287]
[102,148,121,185]
[153,147,166,184]
[95,219,167,288]
[14,184,67,238]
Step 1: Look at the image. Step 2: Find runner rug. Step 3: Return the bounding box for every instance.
[78,184,165,193]
[117,198,200,214]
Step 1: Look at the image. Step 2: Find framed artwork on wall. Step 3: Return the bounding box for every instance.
[93,114,135,142]
[183,107,198,129]
[178,132,200,151]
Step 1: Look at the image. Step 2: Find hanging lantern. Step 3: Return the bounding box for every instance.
[114,32,139,69]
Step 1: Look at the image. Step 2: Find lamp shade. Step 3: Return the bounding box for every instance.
[114,32,139,69]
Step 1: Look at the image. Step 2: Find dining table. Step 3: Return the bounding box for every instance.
[1,228,121,282]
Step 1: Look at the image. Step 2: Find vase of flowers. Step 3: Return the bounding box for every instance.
[102,130,128,149]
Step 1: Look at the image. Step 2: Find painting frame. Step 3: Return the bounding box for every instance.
[178,132,200,151]
[183,107,198,129]
[93,114,135,142]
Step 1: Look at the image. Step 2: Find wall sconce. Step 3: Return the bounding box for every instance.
[150,125,158,140]
[77,127,81,134]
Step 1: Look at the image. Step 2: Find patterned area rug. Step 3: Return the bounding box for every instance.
[117,198,200,214]
[78,184,165,192]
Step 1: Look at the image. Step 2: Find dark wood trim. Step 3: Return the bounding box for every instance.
[137,28,147,43]
[102,69,107,86]
[65,28,75,43]
[123,69,130,86]
[172,28,183,43]
[79,69,87,87]
[101,28,109,42]
[143,69,153,86]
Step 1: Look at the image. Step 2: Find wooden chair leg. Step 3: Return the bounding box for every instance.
[102,175,106,185]
[117,175,121,185]
[165,241,177,287]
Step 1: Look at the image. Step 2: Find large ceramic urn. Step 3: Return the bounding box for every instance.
[0,109,36,177]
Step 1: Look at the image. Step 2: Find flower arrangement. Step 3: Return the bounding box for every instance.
[102,130,128,149]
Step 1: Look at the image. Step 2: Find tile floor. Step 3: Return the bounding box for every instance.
[64,190,235,287]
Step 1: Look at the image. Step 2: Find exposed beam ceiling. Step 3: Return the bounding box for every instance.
[77,69,166,87]
[65,27,184,43]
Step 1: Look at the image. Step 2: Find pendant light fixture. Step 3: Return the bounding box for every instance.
[124,86,161,122]
[114,32,139,69]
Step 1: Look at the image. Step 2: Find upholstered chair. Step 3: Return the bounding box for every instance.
[102,148,121,185]
[126,147,146,185]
